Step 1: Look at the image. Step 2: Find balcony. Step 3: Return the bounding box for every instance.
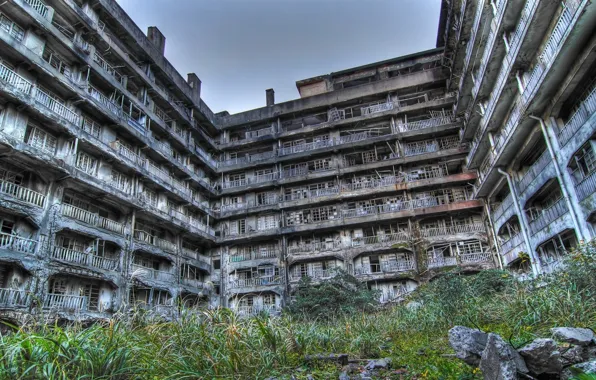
[284,186,339,202]
[290,269,336,282]
[235,304,279,316]
[0,179,46,207]
[500,233,525,264]
[396,112,455,132]
[420,223,486,239]
[427,256,458,269]
[0,288,30,308]
[229,276,282,289]
[180,277,205,289]
[61,203,125,234]
[459,252,493,264]
[0,232,37,254]
[279,139,333,156]
[44,294,90,312]
[575,170,596,202]
[351,232,410,249]
[528,198,569,235]
[229,248,279,262]
[558,85,596,147]
[180,247,211,266]
[379,287,409,304]
[491,193,514,228]
[287,240,341,255]
[23,0,50,19]
[51,246,119,271]
[516,151,552,195]
[133,230,177,253]
[131,264,176,283]
[354,260,415,276]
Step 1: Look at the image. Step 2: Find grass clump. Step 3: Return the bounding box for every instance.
[0,242,594,379]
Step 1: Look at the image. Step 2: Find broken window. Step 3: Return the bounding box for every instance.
[25,125,57,154]
[75,151,98,175]
[110,170,131,193]
[257,215,277,230]
[0,12,25,41]
[229,219,246,235]
[569,141,596,182]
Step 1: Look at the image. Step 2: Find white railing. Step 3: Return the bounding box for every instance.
[558,86,596,146]
[339,131,375,144]
[379,287,409,303]
[397,114,454,132]
[290,269,336,282]
[0,232,37,254]
[460,252,492,264]
[146,161,171,183]
[516,151,552,194]
[351,231,410,247]
[254,172,279,184]
[245,127,274,139]
[222,178,248,189]
[51,246,118,271]
[235,304,279,316]
[420,223,485,238]
[113,141,147,168]
[0,288,29,307]
[279,140,333,156]
[34,87,81,125]
[44,294,88,311]
[427,256,458,269]
[354,259,415,275]
[23,0,50,19]
[230,248,279,262]
[93,52,123,84]
[528,198,569,235]
[540,4,574,66]
[341,176,404,192]
[181,277,204,289]
[284,186,339,201]
[133,230,177,252]
[361,102,394,115]
[287,240,341,254]
[61,203,125,234]
[86,85,128,120]
[575,170,596,201]
[131,264,176,282]
[0,62,34,94]
[0,180,46,207]
[492,194,513,224]
[500,233,524,255]
[230,276,281,288]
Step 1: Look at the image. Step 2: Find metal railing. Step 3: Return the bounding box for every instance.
[287,240,342,254]
[229,276,281,288]
[516,151,552,194]
[420,223,485,238]
[23,0,50,19]
[230,248,280,262]
[61,203,125,234]
[245,127,274,139]
[459,252,492,264]
[528,198,569,235]
[427,256,458,269]
[133,230,177,252]
[0,180,46,207]
[500,233,524,255]
[361,102,394,115]
[342,194,467,219]
[339,131,375,144]
[354,259,415,275]
[180,277,205,289]
[558,85,596,146]
[284,186,339,201]
[279,140,333,156]
[86,85,128,120]
[35,87,81,125]
[492,193,513,224]
[44,294,88,311]
[0,288,29,307]
[575,170,596,201]
[235,304,279,316]
[351,231,410,247]
[290,269,336,282]
[397,113,454,132]
[0,232,37,254]
[93,52,124,84]
[0,62,34,94]
[113,141,147,168]
[51,246,119,271]
[131,264,176,282]
[180,247,212,265]
[341,176,404,192]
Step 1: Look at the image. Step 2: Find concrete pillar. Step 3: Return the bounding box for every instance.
[266,89,275,107]
[187,73,202,100]
[147,26,166,55]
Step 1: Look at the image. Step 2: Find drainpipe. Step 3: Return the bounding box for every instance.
[497,168,540,276]
[530,115,585,241]
[485,201,503,269]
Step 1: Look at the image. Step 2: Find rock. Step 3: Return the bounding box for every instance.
[449,326,489,366]
[365,358,391,370]
[562,359,596,380]
[479,333,528,379]
[518,338,562,375]
[307,375,314,380]
[551,327,595,346]
[338,372,350,380]
[560,344,585,366]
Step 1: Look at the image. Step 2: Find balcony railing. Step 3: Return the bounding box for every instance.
[351,231,410,248]
[354,259,415,275]
[528,198,569,235]
[0,62,34,94]
[230,248,280,262]
[492,193,514,224]
[396,113,454,132]
[131,264,176,282]
[342,194,469,219]
[61,203,125,234]
[93,52,124,84]
[35,87,81,125]
[0,288,29,307]
[575,170,596,201]
[0,180,46,207]
[341,176,405,192]
[279,140,333,156]
[133,230,177,252]
[420,223,485,238]
[379,287,409,303]
[558,85,596,147]
[113,141,147,168]
[86,84,128,121]
[51,246,119,271]
[500,233,524,256]
[287,240,341,255]
[181,277,204,289]
[180,247,211,265]
[245,127,274,139]
[23,0,50,19]
[361,102,394,116]
[44,294,88,311]
[0,232,37,254]
[229,276,281,288]
[290,269,336,282]
[284,186,339,201]
[235,304,279,316]
[460,252,493,264]
[516,151,552,195]
[427,256,458,269]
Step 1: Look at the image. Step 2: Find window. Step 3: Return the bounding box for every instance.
[230,219,246,235]
[82,116,101,138]
[312,158,330,171]
[570,142,596,182]
[42,47,71,77]
[110,170,131,193]
[213,258,221,270]
[0,13,25,41]
[0,166,23,186]
[257,215,277,230]
[75,151,98,175]
[26,126,57,154]
[263,294,275,306]
[257,192,275,205]
[141,189,158,207]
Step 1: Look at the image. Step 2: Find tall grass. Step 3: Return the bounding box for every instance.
[1,242,595,379]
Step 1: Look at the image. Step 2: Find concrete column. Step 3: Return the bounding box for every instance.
[266,89,275,107]
[147,27,166,55]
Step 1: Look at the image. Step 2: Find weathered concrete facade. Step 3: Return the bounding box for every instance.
[0,0,593,319]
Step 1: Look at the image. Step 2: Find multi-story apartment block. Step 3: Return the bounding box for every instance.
[0,0,594,319]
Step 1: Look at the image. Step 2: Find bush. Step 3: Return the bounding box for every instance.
[285,270,380,320]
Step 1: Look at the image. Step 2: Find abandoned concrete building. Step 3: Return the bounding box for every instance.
[0,0,594,319]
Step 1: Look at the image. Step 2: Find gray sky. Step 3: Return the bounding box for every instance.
[116,0,442,114]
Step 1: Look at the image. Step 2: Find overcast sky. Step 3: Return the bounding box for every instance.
[115,0,442,114]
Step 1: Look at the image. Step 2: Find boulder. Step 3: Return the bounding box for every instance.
[338,372,350,380]
[562,360,596,380]
[551,327,595,346]
[449,326,489,366]
[560,344,586,366]
[518,338,562,376]
[479,333,528,380]
[365,358,391,370]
